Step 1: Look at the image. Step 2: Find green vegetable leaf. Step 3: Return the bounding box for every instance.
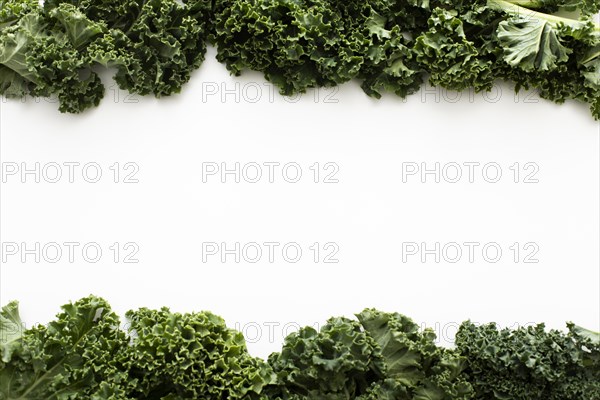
[0,301,24,364]
[515,0,600,16]
[0,65,29,96]
[0,13,46,84]
[0,0,38,25]
[266,316,381,398]
[49,4,106,48]
[497,16,571,71]
[456,321,600,399]
[358,309,474,400]
[0,296,128,399]
[122,307,274,399]
[414,8,493,91]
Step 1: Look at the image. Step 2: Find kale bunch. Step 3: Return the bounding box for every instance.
[1,0,599,116]
[0,0,212,113]
[0,296,275,399]
[1,296,599,399]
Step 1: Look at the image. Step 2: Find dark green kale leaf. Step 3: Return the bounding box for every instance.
[111,0,212,97]
[265,309,474,400]
[357,309,474,400]
[47,0,213,97]
[211,0,367,95]
[357,6,424,99]
[456,321,600,400]
[414,8,494,92]
[0,6,106,113]
[265,316,382,398]
[0,296,129,399]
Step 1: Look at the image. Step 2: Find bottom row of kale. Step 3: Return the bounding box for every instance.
[0,296,598,399]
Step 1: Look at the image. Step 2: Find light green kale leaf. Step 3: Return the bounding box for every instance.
[0,301,24,366]
[524,0,600,16]
[0,0,38,25]
[497,16,571,71]
[120,306,274,399]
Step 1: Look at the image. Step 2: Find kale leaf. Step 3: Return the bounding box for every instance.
[456,321,600,400]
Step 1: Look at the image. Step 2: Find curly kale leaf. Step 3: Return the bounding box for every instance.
[510,0,600,15]
[107,0,212,97]
[0,7,105,112]
[549,0,600,14]
[0,0,37,26]
[456,321,600,400]
[358,9,424,98]
[414,8,494,91]
[581,45,600,86]
[48,3,106,48]
[47,0,213,97]
[265,309,473,400]
[0,296,129,399]
[212,0,367,95]
[43,0,144,31]
[120,307,274,399]
[265,316,382,398]
[357,309,474,400]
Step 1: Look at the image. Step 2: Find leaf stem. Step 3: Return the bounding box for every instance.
[487,0,600,32]
[501,0,545,7]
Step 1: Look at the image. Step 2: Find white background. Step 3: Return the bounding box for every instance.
[1,47,599,359]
